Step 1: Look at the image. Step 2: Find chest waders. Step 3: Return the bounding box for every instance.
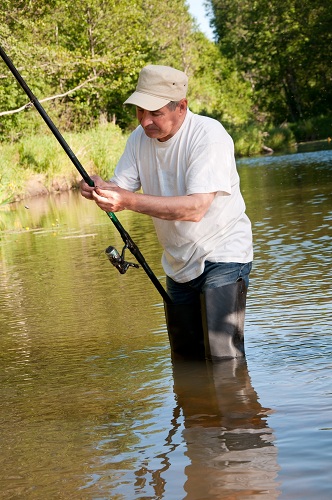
[164,279,247,361]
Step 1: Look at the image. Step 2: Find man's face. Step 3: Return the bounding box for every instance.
[136,99,187,142]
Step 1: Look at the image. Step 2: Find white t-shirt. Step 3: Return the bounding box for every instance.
[112,109,253,283]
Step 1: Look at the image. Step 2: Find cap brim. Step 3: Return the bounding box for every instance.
[124,91,170,111]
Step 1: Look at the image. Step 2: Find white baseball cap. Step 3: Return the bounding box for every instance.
[124,65,188,111]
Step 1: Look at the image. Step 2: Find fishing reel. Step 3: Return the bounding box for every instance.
[105,244,139,274]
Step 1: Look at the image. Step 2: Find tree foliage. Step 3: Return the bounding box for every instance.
[209,0,332,123]
[1,0,330,143]
[1,0,250,138]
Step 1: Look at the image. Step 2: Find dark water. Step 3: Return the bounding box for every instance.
[0,149,331,499]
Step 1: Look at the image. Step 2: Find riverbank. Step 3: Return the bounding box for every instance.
[0,123,127,205]
[0,120,331,205]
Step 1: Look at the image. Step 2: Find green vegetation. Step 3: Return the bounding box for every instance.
[209,0,332,123]
[0,0,331,204]
[0,123,127,204]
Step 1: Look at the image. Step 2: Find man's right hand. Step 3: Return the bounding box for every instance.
[79,175,110,200]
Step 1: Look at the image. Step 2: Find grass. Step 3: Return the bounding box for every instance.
[0,123,128,205]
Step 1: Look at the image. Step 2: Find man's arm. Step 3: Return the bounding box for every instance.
[92,184,216,222]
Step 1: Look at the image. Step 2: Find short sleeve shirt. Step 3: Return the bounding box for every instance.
[112,110,253,282]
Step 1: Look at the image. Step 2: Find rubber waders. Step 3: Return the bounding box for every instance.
[164,279,247,361]
[201,279,247,361]
[163,301,205,360]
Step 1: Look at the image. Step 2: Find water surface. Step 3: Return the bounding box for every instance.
[0,149,331,499]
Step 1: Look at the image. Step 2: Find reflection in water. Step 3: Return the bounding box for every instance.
[177,360,279,499]
[132,359,279,499]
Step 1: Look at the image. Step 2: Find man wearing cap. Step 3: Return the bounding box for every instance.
[80,65,253,361]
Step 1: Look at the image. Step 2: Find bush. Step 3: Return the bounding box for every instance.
[290,115,332,142]
[231,124,264,157]
[263,126,296,152]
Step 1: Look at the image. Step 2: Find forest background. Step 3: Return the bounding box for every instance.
[0,0,331,203]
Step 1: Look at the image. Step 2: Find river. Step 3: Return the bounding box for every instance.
[0,147,331,499]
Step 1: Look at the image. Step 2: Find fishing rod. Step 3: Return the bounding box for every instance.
[0,44,171,304]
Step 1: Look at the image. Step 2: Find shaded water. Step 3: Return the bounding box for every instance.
[0,149,331,499]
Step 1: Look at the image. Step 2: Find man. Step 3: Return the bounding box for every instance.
[80,65,253,360]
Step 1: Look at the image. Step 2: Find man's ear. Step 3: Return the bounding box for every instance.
[179,98,188,113]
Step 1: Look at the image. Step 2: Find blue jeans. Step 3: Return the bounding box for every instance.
[166,261,252,305]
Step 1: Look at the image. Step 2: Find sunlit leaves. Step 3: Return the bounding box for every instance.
[208,0,332,122]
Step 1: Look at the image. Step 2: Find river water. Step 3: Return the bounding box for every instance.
[0,147,331,499]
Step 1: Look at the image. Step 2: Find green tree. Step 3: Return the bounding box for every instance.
[209,0,332,123]
[140,0,254,127]
[1,0,254,139]
[0,0,151,134]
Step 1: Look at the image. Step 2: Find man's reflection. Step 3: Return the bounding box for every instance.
[133,358,280,498]
[172,358,280,499]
